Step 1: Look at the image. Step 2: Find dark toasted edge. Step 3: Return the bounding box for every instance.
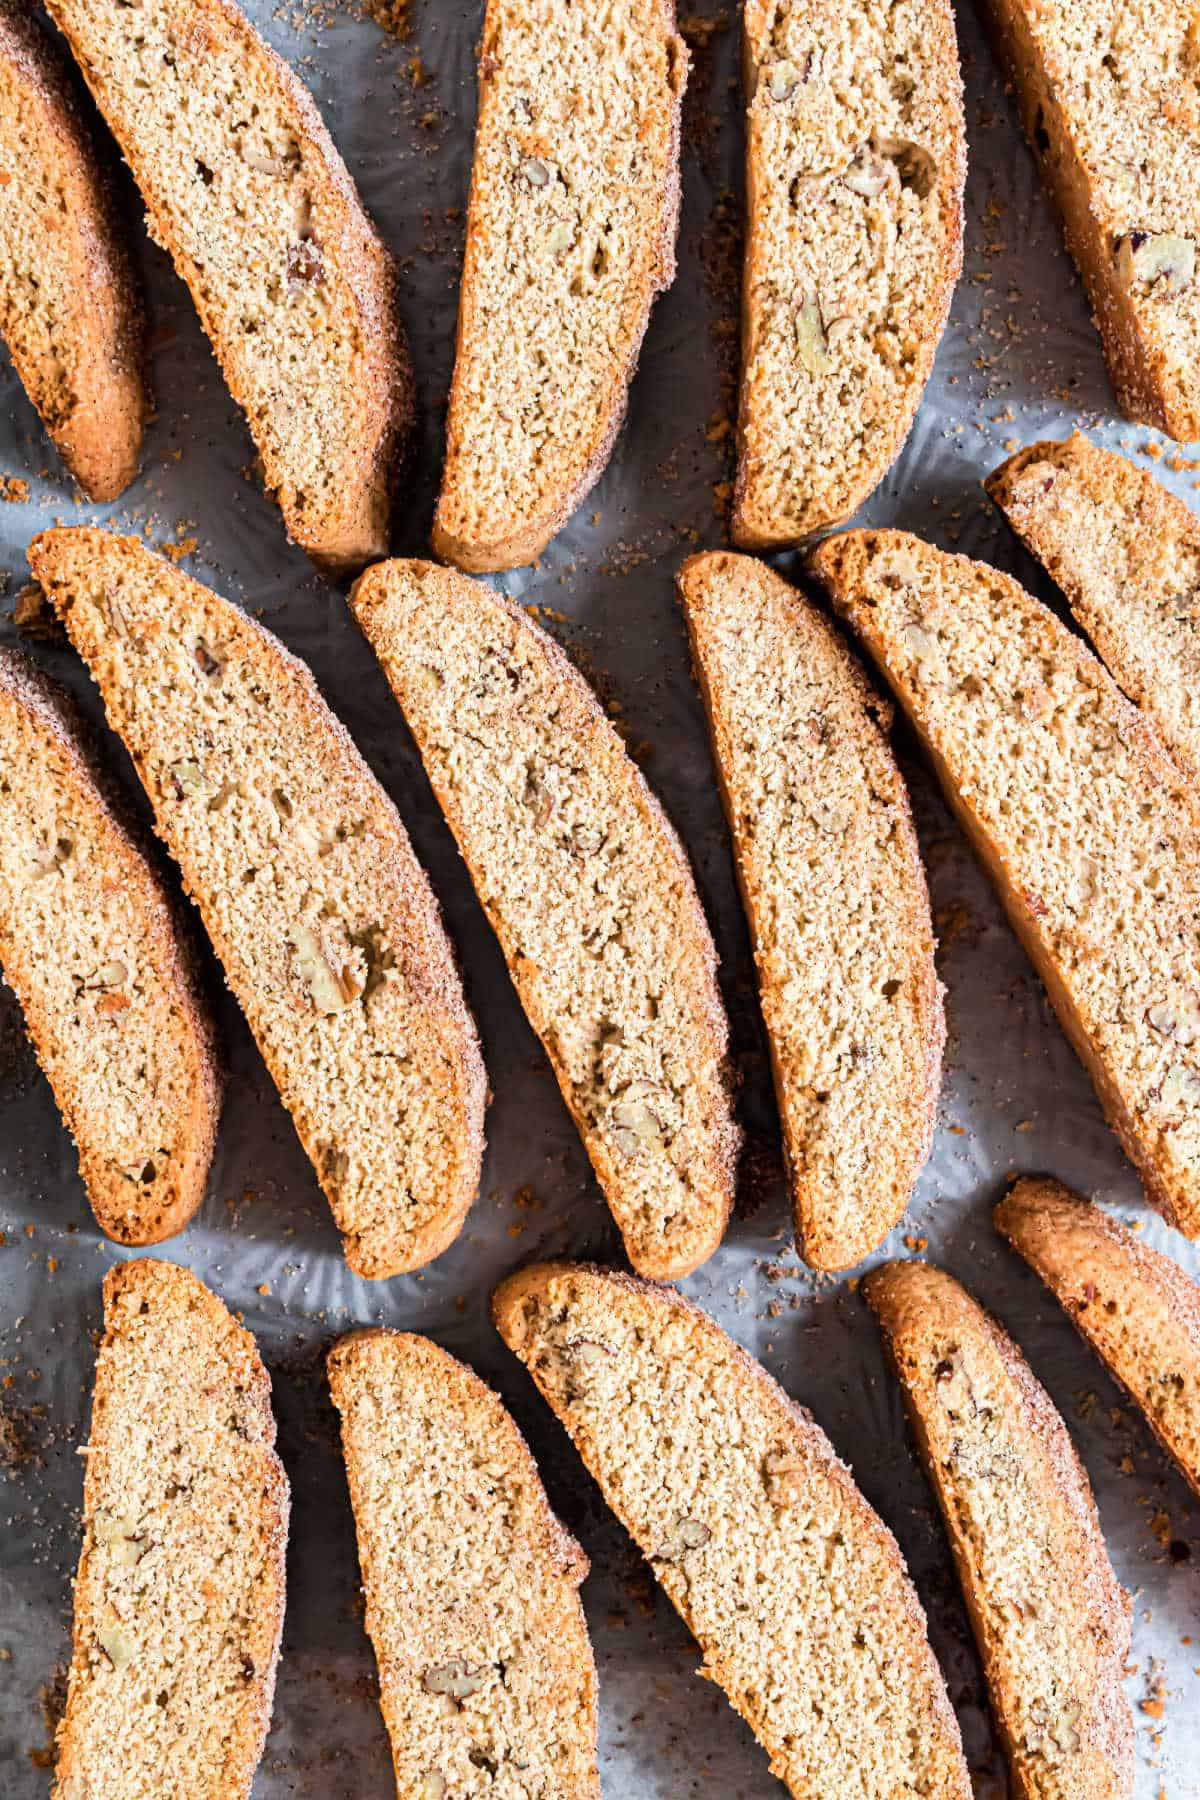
[0,647,221,1243]
[29,528,488,1277]
[807,527,1200,1241]
[431,0,688,573]
[351,559,738,1280]
[863,1258,1134,1797]
[54,1260,289,1797]
[493,1258,970,1787]
[43,0,409,571]
[677,550,944,1268]
[996,1175,1200,1500]
[730,1,966,548]
[0,0,147,502]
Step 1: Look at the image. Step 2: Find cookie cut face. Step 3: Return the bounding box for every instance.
[32,528,487,1279]
[328,1330,600,1799]
[494,1260,972,1800]
[45,0,410,572]
[432,0,687,572]
[733,0,965,546]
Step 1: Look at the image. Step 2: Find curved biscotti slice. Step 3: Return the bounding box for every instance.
[493,1261,971,1799]
[30,529,487,1278]
[327,1330,600,1799]
[988,435,1200,784]
[0,649,218,1243]
[45,0,409,573]
[431,0,686,572]
[997,1176,1200,1500]
[679,551,943,1269]
[351,560,737,1280]
[810,529,1200,1242]
[977,0,1200,440]
[865,1261,1133,1800]
[732,0,965,548]
[0,0,145,500]
[53,1260,288,1800]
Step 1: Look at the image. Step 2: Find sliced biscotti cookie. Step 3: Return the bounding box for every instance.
[679,551,943,1269]
[865,1261,1133,1800]
[732,0,965,548]
[30,529,487,1279]
[328,1330,600,1799]
[351,560,737,1280]
[431,0,686,572]
[977,0,1200,441]
[997,1176,1200,1500]
[0,0,145,501]
[988,435,1200,783]
[810,529,1200,1242]
[493,1261,972,1800]
[0,649,218,1243]
[45,0,409,573]
[53,1260,288,1800]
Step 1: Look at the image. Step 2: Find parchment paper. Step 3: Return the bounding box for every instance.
[2,2,1198,1793]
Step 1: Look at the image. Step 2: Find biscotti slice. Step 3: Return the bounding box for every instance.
[327,1330,600,1799]
[0,0,145,500]
[732,0,965,548]
[976,0,1200,440]
[53,1260,288,1800]
[431,0,686,572]
[679,551,943,1269]
[493,1261,972,1799]
[865,1261,1133,1800]
[0,649,218,1243]
[45,0,409,573]
[988,434,1200,784]
[997,1176,1200,1500]
[30,529,487,1278]
[351,559,737,1280]
[810,529,1200,1242]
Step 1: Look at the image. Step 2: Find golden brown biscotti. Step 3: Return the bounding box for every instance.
[351,559,737,1280]
[493,1261,972,1800]
[431,0,686,572]
[0,0,145,500]
[865,1260,1133,1800]
[678,550,943,1269]
[997,1175,1200,1500]
[0,648,219,1244]
[53,1260,289,1800]
[976,0,1200,440]
[732,0,965,547]
[327,1330,600,1799]
[45,0,410,574]
[30,528,487,1279]
[988,434,1200,784]
[810,528,1200,1242]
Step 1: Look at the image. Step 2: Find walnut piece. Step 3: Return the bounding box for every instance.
[422,1659,490,1699]
[1117,231,1195,295]
[656,1517,711,1561]
[288,923,366,1015]
[794,294,833,375]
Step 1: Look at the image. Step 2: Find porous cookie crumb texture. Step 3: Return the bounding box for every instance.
[432,0,688,572]
[810,528,1200,1242]
[678,550,943,1270]
[493,1261,972,1800]
[0,0,146,502]
[327,1330,600,1799]
[0,648,219,1244]
[53,1260,289,1800]
[978,0,1200,440]
[865,1260,1134,1800]
[988,433,1200,784]
[44,0,410,573]
[997,1175,1200,1499]
[732,0,965,548]
[351,559,737,1280]
[30,528,487,1279]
